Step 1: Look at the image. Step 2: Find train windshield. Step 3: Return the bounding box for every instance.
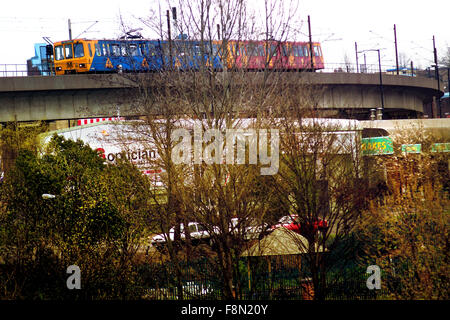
[74,43,84,58]
[64,44,73,59]
[55,45,64,60]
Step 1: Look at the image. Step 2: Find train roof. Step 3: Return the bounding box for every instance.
[53,38,321,44]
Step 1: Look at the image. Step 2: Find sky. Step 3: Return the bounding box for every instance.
[1,0,449,71]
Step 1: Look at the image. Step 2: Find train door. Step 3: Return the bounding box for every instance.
[280,43,293,69]
[313,44,324,69]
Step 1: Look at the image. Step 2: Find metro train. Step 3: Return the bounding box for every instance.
[50,38,324,75]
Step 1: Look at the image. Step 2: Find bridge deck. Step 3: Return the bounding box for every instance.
[0,72,443,122]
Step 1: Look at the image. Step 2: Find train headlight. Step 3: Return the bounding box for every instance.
[56,66,62,71]
[79,63,86,68]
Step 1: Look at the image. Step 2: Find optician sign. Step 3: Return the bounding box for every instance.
[39,121,162,185]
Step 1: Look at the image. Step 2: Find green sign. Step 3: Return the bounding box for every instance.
[362,137,394,155]
[431,143,450,153]
[401,144,422,153]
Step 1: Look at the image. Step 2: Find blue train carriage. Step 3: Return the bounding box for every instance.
[53,38,164,74]
[53,38,222,74]
[91,39,164,72]
[167,40,223,71]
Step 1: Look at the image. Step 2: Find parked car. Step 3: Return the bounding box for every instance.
[206,217,271,242]
[151,222,211,249]
[272,215,301,232]
[228,217,272,240]
[272,215,328,234]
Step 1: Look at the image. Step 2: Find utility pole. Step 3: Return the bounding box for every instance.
[359,48,384,117]
[172,7,177,37]
[394,24,399,75]
[355,42,359,73]
[68,19,72,40]
[167,10,172,69]
[377,49,385,115]
[364,53,366,72]
[433,35,441,117]
[308,15,314,71]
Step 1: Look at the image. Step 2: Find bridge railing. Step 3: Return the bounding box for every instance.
[0,64,54,77]
[0,64,28,77]
[0,62,439,79]
[321,63,385,74]
[320,62,438,80]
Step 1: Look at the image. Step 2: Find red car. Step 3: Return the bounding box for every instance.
[272,215,328,235]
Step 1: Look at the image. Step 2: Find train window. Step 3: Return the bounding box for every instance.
[102,43,109,56]
[270,44,277,57]
[314,45,322,57]
[303,46,309,57]
[88,44,92,57]
[240,44,246,56]
[193,45,201,56]
[173,43,183,56]
[212,44,219,57]
[120,44,127,56]
[74,43,84,58]
[281,44,289,56]
[55,46,64,60]
[255,44,264,56]
[139,43,147,56]
[247,43,256,56]
[234,44,240,56]
[148,44,156,56]
[95,43,101,56]
[129,44,138,56]
[160,43,168,56]
[64,44,73,59]
[110,44,120,56]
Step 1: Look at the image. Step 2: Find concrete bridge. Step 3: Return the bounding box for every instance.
[0,72,443,122]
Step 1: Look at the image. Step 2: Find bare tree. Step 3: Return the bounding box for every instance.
[263,86,368,300]
[115,0,323,300]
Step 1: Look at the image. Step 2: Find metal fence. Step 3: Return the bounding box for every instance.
[320,62,438,79]
[0,63,54,77]
[135,255,390,300]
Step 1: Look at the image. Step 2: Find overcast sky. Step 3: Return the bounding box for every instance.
[1,0,449,70]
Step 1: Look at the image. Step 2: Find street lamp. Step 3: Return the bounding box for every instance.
[358,48,385,119]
